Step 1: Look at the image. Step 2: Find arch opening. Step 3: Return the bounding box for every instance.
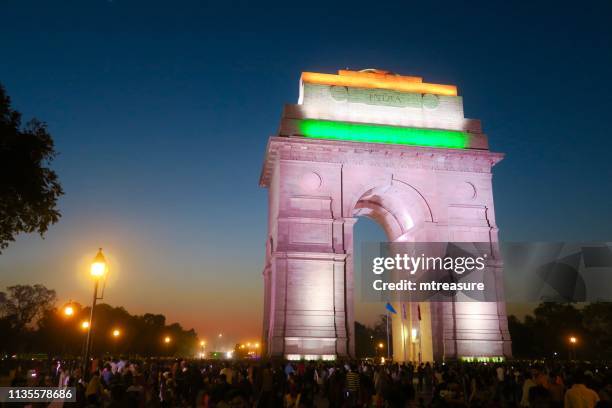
[350,182,435,362]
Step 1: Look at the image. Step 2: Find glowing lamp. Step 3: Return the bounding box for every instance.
[64,305,74,317]
[90,248,107,278]
[569,336,577,344]
[164,336,171,344]
[378,343,384,349]
[81,321,90,330]
[298,119,469,149]
[112,329,121,338]
[200,340,206,347]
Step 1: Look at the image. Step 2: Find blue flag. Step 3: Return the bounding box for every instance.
[385,302,397,314]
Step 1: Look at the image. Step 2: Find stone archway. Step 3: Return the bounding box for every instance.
[351,180,436,362]
[259,69,512,361]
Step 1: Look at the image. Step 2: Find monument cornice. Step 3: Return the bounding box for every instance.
[260,136,504,187]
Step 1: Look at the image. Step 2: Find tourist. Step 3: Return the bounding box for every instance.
[565,371,600,408]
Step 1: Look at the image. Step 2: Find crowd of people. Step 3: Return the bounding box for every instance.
[1,356,611,407]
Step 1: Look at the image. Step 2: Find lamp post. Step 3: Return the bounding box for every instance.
[200,340,206,359]
[112,329,121,355]
[60,303,75,356]
[164,336,171,355]
[569,336,577,360]
[377,342,384,359]
[82,248,107,377]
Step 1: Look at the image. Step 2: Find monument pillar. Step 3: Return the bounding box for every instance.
[260,69,511,360]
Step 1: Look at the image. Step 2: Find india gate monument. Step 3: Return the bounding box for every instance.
[259,69,512,361]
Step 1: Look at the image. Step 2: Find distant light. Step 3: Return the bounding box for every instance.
[164,336,171,344]
[378,343,384,349]
[218,333,222,338]
[254,343,260,348]
[64,306,74,316]
[112,329,121,337]
[226,351,233,359]
[411,328,418,343]
[81,321,90,329]
[200,340,206,347]
[569,336,577,344]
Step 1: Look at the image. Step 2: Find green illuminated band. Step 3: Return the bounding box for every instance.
[297,119,469,149]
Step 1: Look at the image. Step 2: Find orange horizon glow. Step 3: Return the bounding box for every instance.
[301,70,458,96]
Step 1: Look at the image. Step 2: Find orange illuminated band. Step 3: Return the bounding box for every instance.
[301,71,457,96]
[337,69,423,83]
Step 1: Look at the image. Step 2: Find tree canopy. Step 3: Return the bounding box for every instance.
[0,84,63,252]
[508,302,612,360]
[0,284,199,357]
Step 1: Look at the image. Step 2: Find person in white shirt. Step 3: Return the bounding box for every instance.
[521,370,536,407]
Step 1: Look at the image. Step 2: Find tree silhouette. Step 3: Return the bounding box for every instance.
[0,284,57,330]
[0,83,63,252]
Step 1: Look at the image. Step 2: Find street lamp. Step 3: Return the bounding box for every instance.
[164,336,171,344]
[199,340,206,359]
[376,342,384,358]
[569,336,578,360]
[63,304,75,317]
[81,321,90,330]
[83,248,107,377]
[112,329,121,338]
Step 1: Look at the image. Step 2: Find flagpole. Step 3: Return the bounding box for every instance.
[386,311,390,359]
[418,304,423,364]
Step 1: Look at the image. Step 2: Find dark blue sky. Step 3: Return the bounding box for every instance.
[1,0,611,340]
